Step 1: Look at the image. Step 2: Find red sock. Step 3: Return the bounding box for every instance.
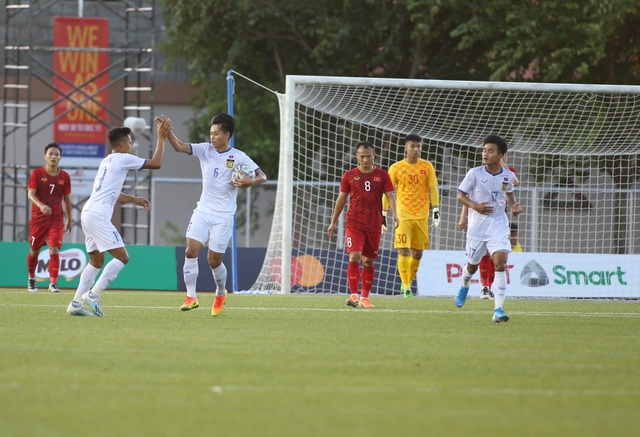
[27,253,38,278]
[479,255,493,287]
[361,265,374,298]
[49,253,60,284]
[347,262,360,295]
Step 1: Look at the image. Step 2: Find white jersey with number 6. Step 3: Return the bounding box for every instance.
[458,165,516,241]
[189,142,259,217]
[82,153,146,216]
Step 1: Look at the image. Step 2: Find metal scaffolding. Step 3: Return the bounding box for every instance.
[1,0,156,244]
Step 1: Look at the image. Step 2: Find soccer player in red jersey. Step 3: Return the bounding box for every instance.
[26,142,72,293]
[328,141,399,308]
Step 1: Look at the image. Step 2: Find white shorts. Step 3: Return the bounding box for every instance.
[81,210,125,253]
[186,209,233,253]
[465,236,511,265]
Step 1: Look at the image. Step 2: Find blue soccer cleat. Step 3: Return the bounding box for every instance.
[455,286,469,308]
[82,292,105,317]
[492,307,510,324]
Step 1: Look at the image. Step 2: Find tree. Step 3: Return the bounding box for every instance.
[161,0,640,237]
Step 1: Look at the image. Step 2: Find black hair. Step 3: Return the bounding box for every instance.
[510,222,518,232]
[355,140,375,152]
[44,141,62,154]
[108,127,132,148]
[483,134,508,154]
[405,133,422,144]
[210,113,235,138]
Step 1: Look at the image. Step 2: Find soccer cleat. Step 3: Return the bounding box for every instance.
[358,297,375,308]
[211,290,228,317]
[48,283,60,293]
[492,307,510,324]
[403,286,414,298]
[455,286,469,308]
[480,286,494,300]
[28,278,38,292]
[82,292,104,317]
[181,296,199,311]
[66,301,94,317]
[345,294,359,308]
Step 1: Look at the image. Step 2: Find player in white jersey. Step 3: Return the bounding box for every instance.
[66,119,170,317]
[455,135,522,323]
[165,113,267,317]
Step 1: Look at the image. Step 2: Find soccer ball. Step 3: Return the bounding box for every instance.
[231,164,256,181]
[124,117,146,135]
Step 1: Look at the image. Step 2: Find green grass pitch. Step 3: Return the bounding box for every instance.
[1,289,638,436]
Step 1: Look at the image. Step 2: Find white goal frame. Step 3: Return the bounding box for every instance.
[264,75,640,296]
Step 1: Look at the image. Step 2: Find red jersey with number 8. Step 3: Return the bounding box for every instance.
[340,167,393,233]
[28,167,71,226]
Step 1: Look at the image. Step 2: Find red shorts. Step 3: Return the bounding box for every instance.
[29,221,64,251]
[345,227,381,259]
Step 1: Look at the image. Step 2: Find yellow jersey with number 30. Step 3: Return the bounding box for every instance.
[387,159,439,220]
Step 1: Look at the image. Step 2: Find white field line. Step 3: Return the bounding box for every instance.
[1,381,637,398]
[1,302,639,318]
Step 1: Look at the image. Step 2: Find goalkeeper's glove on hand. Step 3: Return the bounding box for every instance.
[381,210,388,233]
[432,207,441,227]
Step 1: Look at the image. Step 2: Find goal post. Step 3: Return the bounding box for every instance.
[249,75,640,299]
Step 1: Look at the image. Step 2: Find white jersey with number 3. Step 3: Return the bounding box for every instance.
[82,153,146,216]
[458,165,516,241]
[190,142,259,217]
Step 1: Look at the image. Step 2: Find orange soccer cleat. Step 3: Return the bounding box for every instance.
[181,296,199,311]
[212,291,227,317]
[358,297,375,308]
[345,294,359,308]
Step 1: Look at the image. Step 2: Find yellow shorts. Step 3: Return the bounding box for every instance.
[394,219,429,250]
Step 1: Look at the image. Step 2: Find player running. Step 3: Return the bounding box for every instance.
[27,142,72,293]
[328,141,399,308]
[455,134,522,323]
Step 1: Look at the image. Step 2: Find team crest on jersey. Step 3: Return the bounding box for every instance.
[226,159,235,169]
[421,170,426,174]
[354,176,360,181]
[502,182,508,191]
[41,177,48,182]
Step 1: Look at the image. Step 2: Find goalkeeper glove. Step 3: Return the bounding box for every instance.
[432,207,441,227]
[381,210,388,233]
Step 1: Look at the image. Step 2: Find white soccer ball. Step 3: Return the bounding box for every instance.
[231,164,256,182]
[124,117,146,135]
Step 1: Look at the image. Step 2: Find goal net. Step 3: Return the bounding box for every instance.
[249,76,640,299]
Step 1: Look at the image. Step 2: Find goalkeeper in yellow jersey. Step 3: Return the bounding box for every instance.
[383,134,440,297]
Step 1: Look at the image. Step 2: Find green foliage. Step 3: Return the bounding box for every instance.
[2,291,640,436]
[159,220,185,246]
[160,0,640,180]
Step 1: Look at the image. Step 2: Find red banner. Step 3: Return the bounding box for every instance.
[53,17,109,163]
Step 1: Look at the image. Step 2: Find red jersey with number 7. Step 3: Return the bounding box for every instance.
[28,167,71,226]
[340,167,393,233]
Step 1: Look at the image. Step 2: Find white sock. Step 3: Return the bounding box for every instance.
[73,264,101,301]
[493,270,507,310]
[211,263,227,296]
[461,265,474,288]
[184,258,199,299]
[91,259,126,298]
